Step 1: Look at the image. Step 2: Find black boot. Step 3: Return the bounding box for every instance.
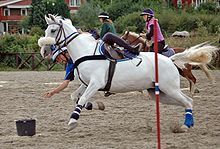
[103,33,135,50]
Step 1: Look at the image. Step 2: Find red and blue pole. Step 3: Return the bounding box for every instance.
[153,19,161,149]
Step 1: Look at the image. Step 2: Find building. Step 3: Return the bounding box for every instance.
[0,0,84,34]
[171,0,219,8]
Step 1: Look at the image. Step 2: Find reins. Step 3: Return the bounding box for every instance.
[122,31,142,45]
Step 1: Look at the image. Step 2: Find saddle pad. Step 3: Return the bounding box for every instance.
[162,47,175,57]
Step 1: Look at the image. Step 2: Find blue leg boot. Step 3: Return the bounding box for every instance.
[184,109,194,128]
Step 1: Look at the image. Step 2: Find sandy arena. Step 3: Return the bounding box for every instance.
[0,70,219,149]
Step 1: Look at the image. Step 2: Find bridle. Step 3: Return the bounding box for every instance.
[48,22,80,48]
[47,22,80,61]
[122,31,148,51]
[122,31,142,45]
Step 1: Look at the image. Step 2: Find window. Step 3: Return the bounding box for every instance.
[21,9,27,16]
[70,0,81,7]
[4,9,10,16]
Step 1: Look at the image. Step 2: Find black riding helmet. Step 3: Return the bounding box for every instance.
[98,12,110,19]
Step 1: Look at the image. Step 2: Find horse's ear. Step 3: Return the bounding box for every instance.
[45,15,52,24]
[59,20,63,25]
[49,14,56,22]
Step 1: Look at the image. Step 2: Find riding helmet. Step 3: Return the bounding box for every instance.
[98,12,110,19]
[51,46,68,62]
[140,8,154,17]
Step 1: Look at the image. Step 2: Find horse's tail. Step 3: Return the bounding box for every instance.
[198,64,216,83]
[170,42,219,68]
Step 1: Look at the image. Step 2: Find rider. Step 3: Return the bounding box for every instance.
[140,8,165,54]
[98,12,116,39]
[98,12,141,54]
[43,46,74,98]
[43,46,102,110]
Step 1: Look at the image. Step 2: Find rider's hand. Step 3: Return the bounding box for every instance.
[43,91,55,98]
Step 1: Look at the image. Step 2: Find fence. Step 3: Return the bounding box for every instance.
[0,51,219,70]
[0,52,64,70]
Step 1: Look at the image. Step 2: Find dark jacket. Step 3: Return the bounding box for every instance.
[100,21,116,39]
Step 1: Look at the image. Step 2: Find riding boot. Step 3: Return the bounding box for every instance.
[103,32,141,54]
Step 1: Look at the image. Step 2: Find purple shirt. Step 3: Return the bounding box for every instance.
[146,18,164,43]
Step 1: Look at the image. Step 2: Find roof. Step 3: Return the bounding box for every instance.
[0,0,23,7]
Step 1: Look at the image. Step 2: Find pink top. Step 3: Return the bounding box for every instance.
[146,18,164,43]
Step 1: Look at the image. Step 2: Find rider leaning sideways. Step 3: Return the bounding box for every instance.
[140,8,166,54]
[43,46,74,98]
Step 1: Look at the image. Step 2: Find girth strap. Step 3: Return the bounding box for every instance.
[99,60,117,92]
[74,55,106,68]
[74,55,117,92]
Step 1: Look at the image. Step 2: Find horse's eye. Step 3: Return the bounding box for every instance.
[51,29,57,33]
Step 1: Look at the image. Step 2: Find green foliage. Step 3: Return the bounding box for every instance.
[20,16,31,33]
[197,2,218,14]
[44,0,70,18]
[29,0,70,29]
[72,0,219,35]
[196,21,209,36]
[0,34,39,53]
[29,0,47,29]
[73,0,102,30]
[155,9,220,36]
[115,12,145,33]
[29,27,44,36]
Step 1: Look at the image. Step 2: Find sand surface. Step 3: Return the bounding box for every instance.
[0,70,219,149]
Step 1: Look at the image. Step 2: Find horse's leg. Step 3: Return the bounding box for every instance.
[199,64,215,84]
[71,84,87,103]
[176,64,197,95]
[158,71,194,131]
[148,88,194,131]
[184,64,197,95]
[71,84,105,111]
[68,76,106,130]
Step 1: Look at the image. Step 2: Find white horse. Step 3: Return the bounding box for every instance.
[39,14,218,132]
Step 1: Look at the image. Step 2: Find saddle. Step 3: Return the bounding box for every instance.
[103,43,138,61]
[162,45,175,57]
[104,44,125,60]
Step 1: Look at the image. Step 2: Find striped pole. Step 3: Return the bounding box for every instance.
[153,19,161,149]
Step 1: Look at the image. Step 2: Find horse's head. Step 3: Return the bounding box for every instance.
[121,31,149,52]
[38,14,78,58]
[121,30,130,41]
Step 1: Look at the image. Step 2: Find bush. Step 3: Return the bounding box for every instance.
[115,12,145,34]
[0,34,39,53]
[197,2,218,14]
[29,26,44,36]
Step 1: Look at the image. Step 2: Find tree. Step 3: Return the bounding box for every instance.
[73,1,102,30]
[29,0,46,29]
[29,0,70,29]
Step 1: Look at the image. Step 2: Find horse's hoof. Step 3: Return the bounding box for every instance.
[194,88,199,93]
[180,125,189,132]
[68,118,78,131]
[171,124,189,133]
[97,101,105,110]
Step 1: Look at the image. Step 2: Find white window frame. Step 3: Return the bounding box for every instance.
[21,8,27,16]
[70,0,81,7]
[4,9,10,16]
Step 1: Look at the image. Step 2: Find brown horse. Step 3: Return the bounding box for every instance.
[121,31,215,95]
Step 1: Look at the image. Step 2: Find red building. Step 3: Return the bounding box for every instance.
[172,0,210,8]
[0,0,84,34]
